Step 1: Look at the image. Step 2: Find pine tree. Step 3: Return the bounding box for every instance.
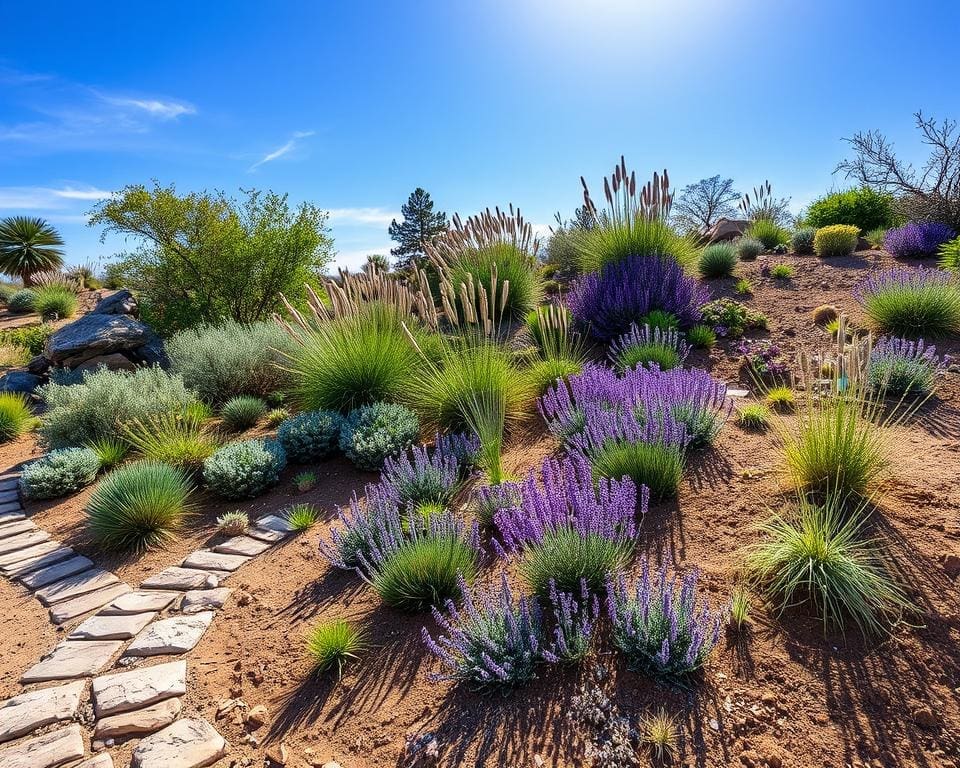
[388,188,448,271]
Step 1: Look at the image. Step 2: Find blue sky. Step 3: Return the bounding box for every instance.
[1,0,958,271]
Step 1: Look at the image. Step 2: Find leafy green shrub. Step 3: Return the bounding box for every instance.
[7,289,36,314]
[814,225,860,257]
[791,227,816,254]
[0,392,33,443]
[698,243,737,279]
[746,494,908,635]
[287,303,423,413]
[86,437,130,469]
[123,413,220,473]
[735,237,763,261]
[39,367,199,448]
[744,218,789,250]
[286,502,321,530]
[220,395,267,431]
[167,320,294,403]
[939,236,960,272]
[33,286,77,319]
[446,242,543,320]
[339,402,419,470]
[805,187,895,233]
[203,438,287,499]
[699,298,767,338]
[574,217,698,274]
[306,619,365,675]
[20,447,101,500]
[0,324,54,356]
[685,324,716,349]
[87,461,194,552]
[276,410,343,462]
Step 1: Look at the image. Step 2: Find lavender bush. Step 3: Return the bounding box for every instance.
[381,443,462,512]
[434,431,482,475]
[568,254,707,341]
[854,266,960,337]
[737,339,790,379]
[608,558,726,680]
[609,323,691,372]
[868,336,946,395]
[884,221,955,259]
[549,578,600,662]
[319,481,402,568]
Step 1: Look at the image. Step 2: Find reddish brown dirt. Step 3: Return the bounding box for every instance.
[1,254,959,767]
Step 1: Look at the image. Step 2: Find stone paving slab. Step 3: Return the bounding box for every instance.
[130,718,226,768]
[180,588,232,614]
[20,555,94,590]
[75,755,115,768]
[21,640,124,683]
[50,582,132,625]
[0,680,85,744]
[0,489,19,504]
[0,500,23,515]
[0,542,69,572]
[245,525,287,543]
[94,696,182,740]
[92,660,187,717]
[0,723,85,768]
[0,529,50,556]
[125,611,215,657]
[141,567,219,591]
[68,610,157,640]
[0,519,35,540]
[36,568,119,606]
[213,535,271,557]
[181,549,250,572]
[100,590,179,615]
[255,514,295,533]
[0,510,26,524]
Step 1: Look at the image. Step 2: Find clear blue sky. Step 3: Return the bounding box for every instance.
[1,0,958,271]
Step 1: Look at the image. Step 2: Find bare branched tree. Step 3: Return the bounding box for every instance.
[837,112,960,229]
[672,175,740,234]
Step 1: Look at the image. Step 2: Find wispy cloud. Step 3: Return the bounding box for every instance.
[327,207,400,227]
[248,131,315,172]
[0,185,111,211]
[98,94,196,120]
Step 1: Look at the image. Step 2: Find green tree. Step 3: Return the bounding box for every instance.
[0,216,65,285]
[90,182,333,334]
[388,188,448,271]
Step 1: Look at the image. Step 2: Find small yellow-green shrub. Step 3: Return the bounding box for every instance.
[814,225,860,258]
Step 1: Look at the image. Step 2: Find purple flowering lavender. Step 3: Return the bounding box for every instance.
[539,364,622,440]
[381,443,462,511]
[434,431,482,475]
[471,480,522,526]
[548,578,600,662]
[609,323,691,372]
[422,573,549,688]
[494,454,644,594]
[868,336,946,395]
[737,339,790,380]
[607,556,726,679]
[884,221,955,259]
[319,481,402,568]
[568,254,708,341]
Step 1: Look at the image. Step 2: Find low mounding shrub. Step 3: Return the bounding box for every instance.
[39,367,199,448]
[699,298,767,338]
[0,392,33,443]
[791,227,816,255]
[220,395,267,432]
[698,242,737,279]
[814,224,860,257]
[203,439,287,499]
[33,286,78,319]
[339,402,419,471]
[286,303,423,414]
[735,237,764,261]
[87,461,194,551]
[20,447,101,500]
[746,494,908,635]
[868,336,944,395]
[0,324,54,356]
[609,323,690,372]
[167,320,294,403]
[7,289,36,314]
[306,619,366,676]
[123,413,220,474]
[568,254,707,341]
[276,410,343,462]
[854,267,960,337]
[608,557,725,679]
[805,187,895,233]
[744,218,790,250]
[884,221,955,259]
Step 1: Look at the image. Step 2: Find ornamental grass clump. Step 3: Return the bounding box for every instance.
[20,447,101,500]
[276,409,343,462]
[884,221,955,259]
[0,392,33,443]
[307,618,366,677]
[220,395,267,431]
[86,437,130,470]
[33,285,78,319]
[123,412,220,474]
[737,403,770,431]
[735,237,764,261]
[216,510,248,535]
[698,242,737,279]
[87,461,194,552]
[381,443,463,512]
[745,493,909,636]
[854,267,960,337]
[685,324,716,349]
[286,502,321,531]
[203,438,287,499]
[494,455,643,595]
[422,573,549,689]
[744,218,789,250]
[568,254,706,341]
[609,323,690,372]
[339,402,420,470]
[527,302,587,395]
[814,224,860,257]
[607,557,726,680]
[867,336,944,395]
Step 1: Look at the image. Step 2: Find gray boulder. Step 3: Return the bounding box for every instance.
[92,290,138,317]
[704,217,749,243]
[44,314,160,367]
[0,370,43,395]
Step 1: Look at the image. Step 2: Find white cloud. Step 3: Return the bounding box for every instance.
[333,244,395,272]
[327,207,399,227]
[100,95,195,120]
[0,185,111,211]
[248,131,315,172]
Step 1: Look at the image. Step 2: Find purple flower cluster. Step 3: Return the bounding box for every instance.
[569,404,688,464]
[884,221,955,259]
[568,254,708,341]
[853,265,957,302]
[868,336,946,395]
[607,556,726,679]
[737,339,790,379]
[609,323,691,371]
[435,431,482,474]
[548,578,600,662]
[382,443,461,510]
[493,455,642,555]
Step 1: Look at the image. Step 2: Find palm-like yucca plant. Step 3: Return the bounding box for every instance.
[0,217,65,286]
